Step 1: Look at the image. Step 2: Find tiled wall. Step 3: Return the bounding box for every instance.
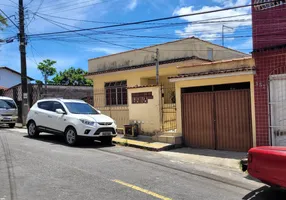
[254,49,286,146]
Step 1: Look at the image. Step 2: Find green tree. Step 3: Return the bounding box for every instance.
[37,59,57,94]
[35,80,43,84]
[52,67,93,86]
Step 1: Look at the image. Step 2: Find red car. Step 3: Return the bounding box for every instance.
[241,146,286,189]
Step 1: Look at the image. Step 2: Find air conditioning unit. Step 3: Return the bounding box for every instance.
[124,124,139,137]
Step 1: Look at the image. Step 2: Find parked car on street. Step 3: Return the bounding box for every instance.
[26,98,117,146]
[0,96,18,128]
[241,146,286,189]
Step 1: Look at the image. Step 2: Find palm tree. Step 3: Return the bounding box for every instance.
[0,14,8,30]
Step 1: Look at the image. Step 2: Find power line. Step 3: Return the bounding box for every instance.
[40,0,121,14]
[26,0,44,28]
[0,9,19,29]
[25,0,36,8]
[33,13,155,53]
[37,12,251,26]
[29,13,251,40]
[6,0,18,6]
[27,0,270,38]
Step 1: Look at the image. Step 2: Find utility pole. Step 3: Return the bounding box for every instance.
[155,48,159,85]
[222,25,233,47]
[19,0,28,126]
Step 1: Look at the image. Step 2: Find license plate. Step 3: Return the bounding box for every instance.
[3,118,12,122]
[102,132,112,136]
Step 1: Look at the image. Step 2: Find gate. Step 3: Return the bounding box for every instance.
[269,68,286,146]
[94,88,129,129]
[182,89,252,152]
[161,85,177,132]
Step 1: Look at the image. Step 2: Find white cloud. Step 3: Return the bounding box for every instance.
[173,0,252,41]
[127,0,138,10]
[87,47,125,55]
[228,37,253,50]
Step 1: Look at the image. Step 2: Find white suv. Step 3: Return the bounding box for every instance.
[26,98,117,146]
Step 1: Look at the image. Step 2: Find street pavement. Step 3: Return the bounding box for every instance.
[0,127,286,200]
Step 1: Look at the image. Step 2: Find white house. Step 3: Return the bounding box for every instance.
[0,67,33,88]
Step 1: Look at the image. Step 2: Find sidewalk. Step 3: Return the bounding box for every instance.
[159,148,245,169]
[113,135,245,169]
[113,135,175,151]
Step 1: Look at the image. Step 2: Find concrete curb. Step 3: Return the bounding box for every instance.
[113,140,175,152]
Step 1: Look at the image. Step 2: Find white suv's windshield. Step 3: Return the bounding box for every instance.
[64,102,99,114]
[0,99,17,109]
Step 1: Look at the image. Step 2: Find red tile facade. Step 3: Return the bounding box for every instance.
[252,1,286,146]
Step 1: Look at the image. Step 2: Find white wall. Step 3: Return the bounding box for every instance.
[0,69,30,88]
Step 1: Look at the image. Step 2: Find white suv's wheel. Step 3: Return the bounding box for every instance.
[65,127,77,146]
[27,121,39,138]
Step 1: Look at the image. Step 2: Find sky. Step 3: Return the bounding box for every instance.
[0,0,253,81]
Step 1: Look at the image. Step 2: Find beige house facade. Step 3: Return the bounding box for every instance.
[87,37,252,151]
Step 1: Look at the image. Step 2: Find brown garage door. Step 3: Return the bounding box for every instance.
[182,92,215,149]
[182,89,252,152]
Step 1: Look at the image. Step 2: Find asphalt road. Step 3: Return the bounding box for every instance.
[0,127,286,200]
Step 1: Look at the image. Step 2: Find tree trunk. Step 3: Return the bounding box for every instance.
[45,74,48,96]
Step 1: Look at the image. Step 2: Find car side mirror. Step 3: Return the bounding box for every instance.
[56,109,65,114]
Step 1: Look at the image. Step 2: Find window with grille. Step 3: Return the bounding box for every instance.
[105,81,127,106]
[254,0,286,11]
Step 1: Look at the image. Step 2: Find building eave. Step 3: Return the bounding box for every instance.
[86,56,211,77]
[169,67,256,82]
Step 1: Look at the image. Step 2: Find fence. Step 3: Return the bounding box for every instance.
[3,84,93,123]
[161,84,177,132]
[94,88,129,129]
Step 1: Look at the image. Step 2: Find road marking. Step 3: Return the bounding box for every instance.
[112,179,172,200]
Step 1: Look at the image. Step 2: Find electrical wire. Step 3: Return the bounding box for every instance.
[0,9,19,30]
[33,13,155,53]
[25,0,36,8]
[26,0,45,28]
[38,0,120,14]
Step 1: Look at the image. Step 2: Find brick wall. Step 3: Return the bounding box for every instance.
[252,1,286,49]
[254,48,286,146]
[252,0,286,146]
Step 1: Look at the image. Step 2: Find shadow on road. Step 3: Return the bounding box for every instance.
[23,134,116,149]
[243,186,286,200]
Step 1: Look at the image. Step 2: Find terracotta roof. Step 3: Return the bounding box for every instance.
[0,67,34,80]
[168,66,256,80]
[0,86,7,90]
[127,85,158,89]
[88,37,249,61]
[87,56,210,76]
[177,57,253,69]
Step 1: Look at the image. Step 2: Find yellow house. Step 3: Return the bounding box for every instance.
[87,37,251,151]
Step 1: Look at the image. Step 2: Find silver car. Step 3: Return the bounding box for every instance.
[0,96,18,128]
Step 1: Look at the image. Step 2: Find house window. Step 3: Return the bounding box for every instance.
[105,81,127,106]
[207,48,213,61]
